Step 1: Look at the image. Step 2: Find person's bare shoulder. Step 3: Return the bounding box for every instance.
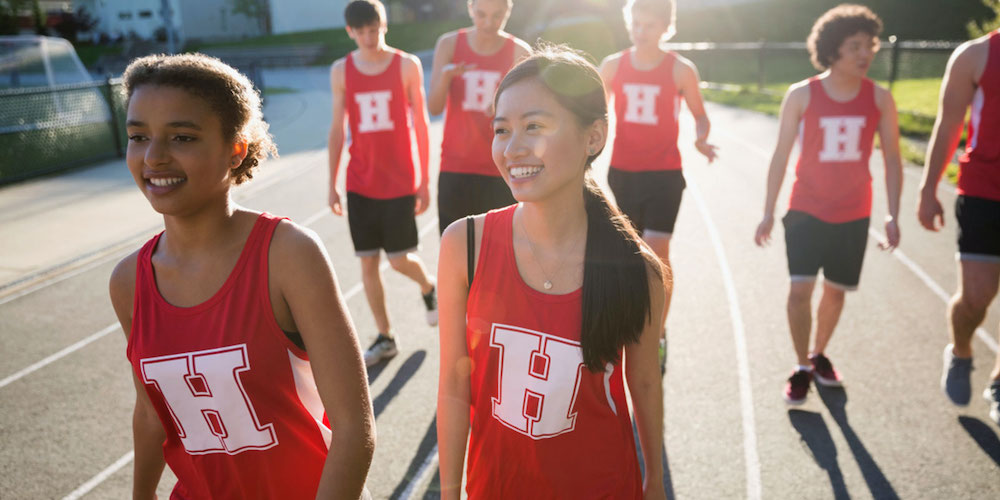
[509,34,532,59]
[109,248,141,337]
[330,58,347,88]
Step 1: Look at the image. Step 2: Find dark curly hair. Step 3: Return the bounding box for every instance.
[122,53,277,185]
[806,4,882,71]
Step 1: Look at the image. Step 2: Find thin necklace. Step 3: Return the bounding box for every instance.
[519,213,582,290]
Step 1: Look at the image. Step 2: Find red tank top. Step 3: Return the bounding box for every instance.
[345,50,417,199]
[441,29,515,177]
[610,48,682,172]
[464,205,642,499]
[126,213,331,500]
[789,77,880,223]
[959,30,1000,202]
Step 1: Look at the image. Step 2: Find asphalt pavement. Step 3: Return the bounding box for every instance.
[1,65,998,499]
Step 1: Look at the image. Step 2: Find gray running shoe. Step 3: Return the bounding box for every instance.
[364,334,398,367]
[985,380,1000,426]
[658,334,667,376]
[941,344,973,406]
[423,286,438,326]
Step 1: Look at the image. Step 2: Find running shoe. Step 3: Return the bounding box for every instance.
[364,334,398,367]
[658,336,667,376]
[783,369,812,405]
[941,343,973,406]
[423,286,438,326]
[985,380,1000,427]
[809,353,843,387]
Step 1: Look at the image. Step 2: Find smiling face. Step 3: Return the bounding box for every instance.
[126,85,243,216]
[492,78,605,203]
[468,0,510,36]
[830,31,879,78]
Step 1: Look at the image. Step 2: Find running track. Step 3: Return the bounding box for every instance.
[1,68,998,498]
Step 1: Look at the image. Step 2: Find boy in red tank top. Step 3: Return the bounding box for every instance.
[428,0,531,235]
[110,54,374,499]
[599,0,718,372]
[919,32,1000,425]
[753,5,903,405]
[328,0,438,367]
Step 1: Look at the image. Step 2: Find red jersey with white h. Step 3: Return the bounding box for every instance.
[345,50,418,199]
[610,48,682,172]
[441,29,515,177]
[127,213,331,500]
[789,77,880,223]
[464,205,642,499]
[959,30,1000,202]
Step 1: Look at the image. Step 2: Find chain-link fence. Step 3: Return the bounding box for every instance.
[0,78,126,185]
[1,64,263,185]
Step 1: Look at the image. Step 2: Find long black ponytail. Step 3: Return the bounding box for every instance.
[494,45,668,371]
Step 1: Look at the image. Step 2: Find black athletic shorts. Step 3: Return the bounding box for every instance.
[438,172,516,234]
[346,192,419,257]
[956,195,1000,262]
[783,210,869,290]
[607,167,685,235]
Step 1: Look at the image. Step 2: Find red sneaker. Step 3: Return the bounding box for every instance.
[784,369,812,405]
[810,354,843,387]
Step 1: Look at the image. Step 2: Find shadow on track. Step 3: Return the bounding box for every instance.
[372,350,426,418]
[958,415,1000,467]
[388,414,439,500]
[787,409,848,500]
[817,385,900,500]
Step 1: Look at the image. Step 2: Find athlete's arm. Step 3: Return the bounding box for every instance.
[675,55,718,163]
[598,53,620,102]
[436,217,478,500]
[270,221,375,499]
[625,260,668,500]
[404,54,432,215]
[875,86,903,250]
[427,32,461,116]
[919,40,982,231]
[755,82,808,246]
[110,252,166,500]
[328,60,348,216]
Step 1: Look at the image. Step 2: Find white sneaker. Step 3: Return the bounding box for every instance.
[363,334,398,367]
[422,286,438,326]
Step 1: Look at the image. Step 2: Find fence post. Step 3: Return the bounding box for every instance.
[888,35,900,92]
[103,76,124,158]
[757,40,766,92]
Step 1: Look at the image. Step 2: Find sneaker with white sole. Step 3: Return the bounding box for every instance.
[941,344,973,406]
[364,334,398,367]
[423,286,438,326]
[784,369,812,405]
[985,380,1000,427]
[810,353,843,387]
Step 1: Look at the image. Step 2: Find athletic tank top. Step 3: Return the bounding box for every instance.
[345,50,417,199]
[441,29,515,177]
[126,213,331,500]
[788,77,880,223]
[464,205,642,499]
[959,30,1000,202]
[610,48,682,172]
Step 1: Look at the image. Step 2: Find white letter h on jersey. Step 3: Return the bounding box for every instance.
[461,70,502,112]
[490,324,584,439]
[622,83,661,125]
[818,116,866,162]
[141,345,277,455]
[355,90,395,133]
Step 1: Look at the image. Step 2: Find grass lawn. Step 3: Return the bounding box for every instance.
[72,44,123,68]
[188,19,467,65]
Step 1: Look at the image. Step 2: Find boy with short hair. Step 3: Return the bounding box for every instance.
[428,0,531,235]
[328,0,437,366]
[754,4,903,405]
[919,30,1000,426]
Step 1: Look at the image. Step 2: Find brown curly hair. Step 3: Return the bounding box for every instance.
[806,4,882,71]
[122,53,277,185]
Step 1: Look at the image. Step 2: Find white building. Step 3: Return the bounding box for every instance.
[268,0,348,36]
[76,0,266,44]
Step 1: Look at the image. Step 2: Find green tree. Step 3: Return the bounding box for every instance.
[969,0,1000,37]
[230,0,269,33]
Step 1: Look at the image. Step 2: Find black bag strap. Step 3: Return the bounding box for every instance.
[466,215,476,286]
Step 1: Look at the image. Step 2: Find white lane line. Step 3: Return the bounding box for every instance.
[398,444,439,500]
[60,216,440,497]
[715,122,995,353]
[868,228,999,354]
[0,324,119,389]
[687,178,762,500]
[61,451,134,500]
